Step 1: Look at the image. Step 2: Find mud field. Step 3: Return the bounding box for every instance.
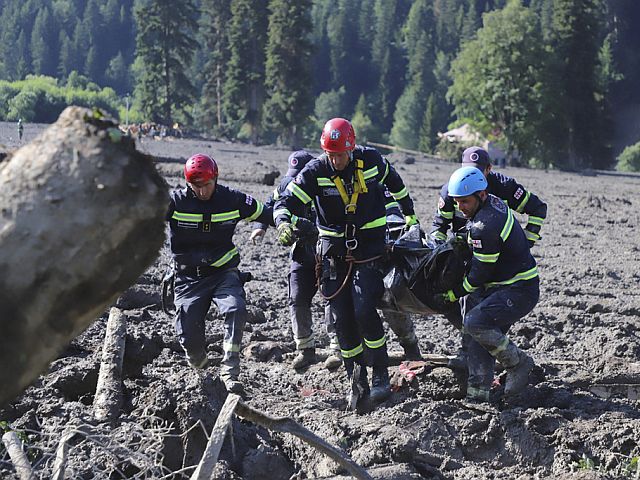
[1,123,640,479]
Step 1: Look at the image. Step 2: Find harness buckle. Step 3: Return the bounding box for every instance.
[345,238,358,250]
[196,266,203,277]
[344,203,357,215]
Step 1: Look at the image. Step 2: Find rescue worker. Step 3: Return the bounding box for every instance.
[274,118,419,405]
[431,146,547,246]
[250,150,321,370]
[441,166,539,402]
[321,187,424,370]
[167,153,273,394]
[17,119,23,142]
[431,146,547,372]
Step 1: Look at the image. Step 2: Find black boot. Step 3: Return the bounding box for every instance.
[370,366,391,404]
[402,341,422,361]
[504,350,534,396]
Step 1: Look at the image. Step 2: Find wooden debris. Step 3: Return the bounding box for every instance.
[93,307,127,422]
[190,394,241,480]
[2,431,33,480]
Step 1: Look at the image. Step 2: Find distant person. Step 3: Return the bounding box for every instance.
[274,118,419,406]
[251,150,321,370]
[17,119,23,142]
[429,146,547,375]
[166,153,273,394]
[441,166,539,403]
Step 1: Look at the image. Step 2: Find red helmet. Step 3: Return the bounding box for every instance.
[184,153,218,183]
[320,118,356,153]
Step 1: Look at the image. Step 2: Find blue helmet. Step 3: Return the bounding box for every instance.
[448,166,488,197]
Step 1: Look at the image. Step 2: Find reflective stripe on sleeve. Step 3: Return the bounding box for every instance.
[486,266,539,287]
[210,247,238,267]
[361,216,387,230]
[527,215,544,226]
[390,186,409,200]
[245,200,264,222]
[515,191,531,213]
[473,251,499,263]
[286,182,312,204]
[500,210,514,241]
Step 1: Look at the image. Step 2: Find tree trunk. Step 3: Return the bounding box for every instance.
[0,106,166,409]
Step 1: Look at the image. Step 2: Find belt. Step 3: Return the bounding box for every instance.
[176,264,220,277]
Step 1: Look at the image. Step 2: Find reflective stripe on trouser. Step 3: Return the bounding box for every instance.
[173,268,247,376]
[322,259,388,367]
[289,259,318,350]
[463,278,539,390]
[379,309,418,348]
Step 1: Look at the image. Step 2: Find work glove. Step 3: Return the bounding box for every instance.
[250,228,265,244]
[277,222,295,246]
[442,290,458,303]
[404,214,419,227]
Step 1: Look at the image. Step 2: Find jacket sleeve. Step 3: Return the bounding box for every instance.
[252,187,278,231]
[273,169,317,227]
[430,184,454,241]
[378,157,415,217]
[498,174,547,245]
[238,192,274,227]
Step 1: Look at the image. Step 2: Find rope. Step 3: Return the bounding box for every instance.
[316,251,383,301]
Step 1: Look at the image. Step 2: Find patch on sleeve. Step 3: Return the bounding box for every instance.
[385,189,392,198]
[471,239,483,249]
[245,195,254,205]
[514,187,524,200]
[438,197,446,209]
[295,173,304,184]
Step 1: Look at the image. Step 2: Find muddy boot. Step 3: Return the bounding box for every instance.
[187,354,209,370]
[401,341,422,361]
[292,348,316,370]
[324,350,343,370]
[447,348,468,373]
[220,374,244,395]
[370,366,391,404]
[465,385,490,403]
[504,350,534,396]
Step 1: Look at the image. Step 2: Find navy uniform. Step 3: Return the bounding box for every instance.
[253,151,320,368]
[431,148,547,246]
[274,141,417,403]
[432,146,546,371]
[445,166,539,402]
[168,177,272,390]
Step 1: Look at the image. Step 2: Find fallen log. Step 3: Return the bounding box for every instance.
[51,427,77,480]
[93,307,127,422]
[2,431,33,480]
[234,401,373,480]
[190,393,241,480]
[0,107,167,409]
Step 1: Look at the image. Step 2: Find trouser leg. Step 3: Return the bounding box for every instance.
[289,261,317,350]
[380,309,418,349]
[211,269,247,380]
[351,262,388,368]
[173,274,214,366]
[463,280,540,398]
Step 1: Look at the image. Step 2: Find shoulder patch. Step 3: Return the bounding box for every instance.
[471,239,483,249]
[384,189,392,198]
[514,187,524,200]
[295,173,304,184]
[245,195,254,205]
[438,197,446,209]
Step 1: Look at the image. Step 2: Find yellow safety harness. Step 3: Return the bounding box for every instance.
[318,158,382,300]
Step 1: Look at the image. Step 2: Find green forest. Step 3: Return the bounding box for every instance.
[0,0,639,170]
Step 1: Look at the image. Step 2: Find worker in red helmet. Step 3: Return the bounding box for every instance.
[166,153,274,394]
[274,118,420,409]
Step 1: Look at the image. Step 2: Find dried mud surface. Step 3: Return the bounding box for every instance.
[1,124,640,479]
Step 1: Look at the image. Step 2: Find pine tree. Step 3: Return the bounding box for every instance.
[133,0,199,125]
[545,0,609,168]
[262,0,313,146]
[30,7,57,76]
[199,0,231,133]
[223,0,268,141]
